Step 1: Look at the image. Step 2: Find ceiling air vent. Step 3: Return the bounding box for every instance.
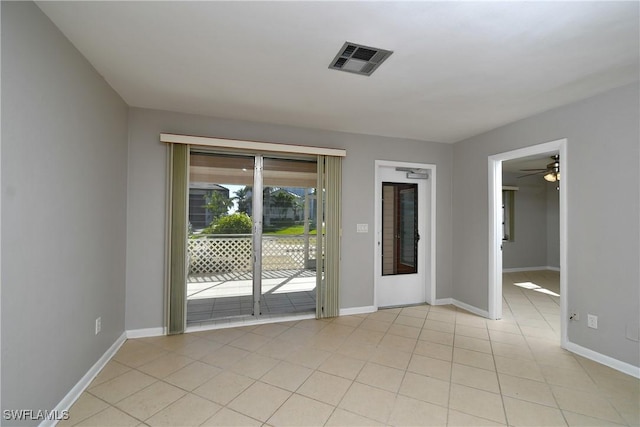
[329,42,393,76]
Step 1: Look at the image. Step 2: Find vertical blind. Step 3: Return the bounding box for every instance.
[316,156,342,318]
[167,144,189,335]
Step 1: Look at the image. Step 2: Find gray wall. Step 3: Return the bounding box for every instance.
[502,173,560,269]
[546,184,560,268]
[1,2,129,422]
[453,83,639,366]
[125,108,453,330]
[502,173,548,269]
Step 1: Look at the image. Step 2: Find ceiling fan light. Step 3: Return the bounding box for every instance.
[544,172,558,182]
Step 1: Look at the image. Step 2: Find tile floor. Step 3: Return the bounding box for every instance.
[61,270,639,426]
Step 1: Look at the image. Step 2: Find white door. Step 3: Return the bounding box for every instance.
[376,165,430,307]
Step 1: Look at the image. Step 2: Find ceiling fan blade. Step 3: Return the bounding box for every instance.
[517,171,545,178]
[519,168,547,172]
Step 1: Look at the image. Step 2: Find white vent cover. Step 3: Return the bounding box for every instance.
[329,42,393,76]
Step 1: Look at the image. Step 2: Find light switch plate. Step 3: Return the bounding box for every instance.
[356,224,368,233]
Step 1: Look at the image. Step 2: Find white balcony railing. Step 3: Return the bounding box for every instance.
[188,234,318,274]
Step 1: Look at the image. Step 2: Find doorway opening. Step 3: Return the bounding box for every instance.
[488,139,568,348]
[374,160,436,309]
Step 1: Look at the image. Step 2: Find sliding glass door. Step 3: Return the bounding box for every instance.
[185,150,318,324]
[260,157,318,316]
[186,152,255,322]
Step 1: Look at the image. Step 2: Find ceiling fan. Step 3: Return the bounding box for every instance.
[518,155,560,182]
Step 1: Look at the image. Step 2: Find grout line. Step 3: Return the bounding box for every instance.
[504,271,571,426]
[486,302,510,426]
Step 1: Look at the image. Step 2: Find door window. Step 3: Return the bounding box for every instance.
[382,182,418,275]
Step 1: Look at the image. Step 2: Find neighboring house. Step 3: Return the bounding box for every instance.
[265,188,303,223]
[188,183,229,229]
[244,187,317,227]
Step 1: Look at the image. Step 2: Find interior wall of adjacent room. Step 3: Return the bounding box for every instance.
[546,183,560,269]
[502,172,548,269]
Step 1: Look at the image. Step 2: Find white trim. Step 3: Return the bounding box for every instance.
[373,160,437,309]
[42,333,126,427]
[452,299,490,318]
[566,341,640,379]
[488,156,503,320]
[126,327,166,339]
[160,133,346,157]
[339,306,377,316]
[503,266,561,273]
[429,167,437,306]
[433,298,490,318]
[185,313,316,333]
[488,138,568,349]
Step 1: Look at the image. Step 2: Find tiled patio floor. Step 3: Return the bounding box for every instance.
[187,269,317,324]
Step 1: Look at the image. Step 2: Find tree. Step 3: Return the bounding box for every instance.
[235,186,251,214]
[204,213,252,234]
[271,191,295,219]
[204,191,233,224]
[291,198,303,221]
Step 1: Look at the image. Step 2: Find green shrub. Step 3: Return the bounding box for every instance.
[205,213,252,234]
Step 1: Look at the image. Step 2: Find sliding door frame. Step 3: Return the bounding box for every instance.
[252,155,264,316]
[164,134,345,332]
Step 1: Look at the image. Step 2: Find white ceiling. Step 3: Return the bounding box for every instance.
[37,1,639,144]
[503,152,558,174]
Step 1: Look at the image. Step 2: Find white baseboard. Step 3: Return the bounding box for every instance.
[566,341,640,379]
[503,266,560,273]
[43,332,126,427]
[186,313,315,333]
[126,327,166,339]
[339,305,377,316]
[451,299,490,318]
[434,298,490,318]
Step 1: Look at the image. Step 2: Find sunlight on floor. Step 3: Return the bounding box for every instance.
[514,281,560,297]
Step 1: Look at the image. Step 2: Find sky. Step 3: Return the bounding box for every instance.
[225,184,244,214]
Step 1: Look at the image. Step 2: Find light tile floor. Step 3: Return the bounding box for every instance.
[61,270,639,426]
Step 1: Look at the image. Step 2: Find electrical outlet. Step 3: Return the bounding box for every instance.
[587,314,598,329]
[95,317,102,335]
[569,312,579,321]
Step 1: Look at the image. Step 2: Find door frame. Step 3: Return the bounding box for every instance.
[374,160,437,309]
[488,138,568,348]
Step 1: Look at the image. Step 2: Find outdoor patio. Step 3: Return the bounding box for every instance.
[186,234,319,324]
[186,268,317,324]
